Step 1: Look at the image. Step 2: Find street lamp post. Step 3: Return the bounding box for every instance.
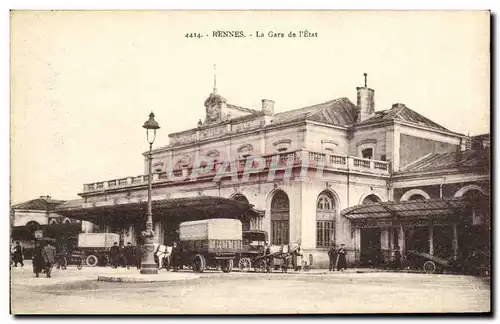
[140,112,160,275]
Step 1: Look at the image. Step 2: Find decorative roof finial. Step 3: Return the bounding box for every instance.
[364,73,367,87]
[213,64,217,94]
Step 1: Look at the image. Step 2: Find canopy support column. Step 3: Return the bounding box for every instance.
[452,223,458,261]
[428,222,434,255]
[398,224,405,258]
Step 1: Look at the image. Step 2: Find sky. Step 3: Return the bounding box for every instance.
[10,10,490,204]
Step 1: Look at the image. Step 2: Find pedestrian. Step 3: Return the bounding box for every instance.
[13,241,24,267]
[328,243,337,271]
[32,241,45,278]
[264,242,271,272]
[119,243,126,268]
[134,244,143,270]
[394,246,402,270]
[109,242,120,269]
[169,242,180,272]
[336,243,347,272]
[10,241,16,266]
[124,242,134,270]
[42,241,56,278]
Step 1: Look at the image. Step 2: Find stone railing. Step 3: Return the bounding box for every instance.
[82,150,390,193]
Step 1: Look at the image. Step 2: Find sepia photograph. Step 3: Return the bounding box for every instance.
[9,10,491,315]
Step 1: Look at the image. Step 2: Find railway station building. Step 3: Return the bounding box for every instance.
[55,77,490,269]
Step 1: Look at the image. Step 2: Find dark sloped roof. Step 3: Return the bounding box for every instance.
[356,103,450,132]
[398,149,489,173]
[12,197,66,211]
[56,196,262,225]
[272,97,358,126]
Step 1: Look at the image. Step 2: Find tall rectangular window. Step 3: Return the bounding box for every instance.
[271,220,289,245]
[316,221,335,248]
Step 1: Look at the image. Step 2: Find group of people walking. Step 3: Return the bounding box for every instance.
[108,242,143,269]
[32,240,57,278]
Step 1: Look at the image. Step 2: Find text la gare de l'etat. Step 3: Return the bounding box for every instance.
[211,30,318,38]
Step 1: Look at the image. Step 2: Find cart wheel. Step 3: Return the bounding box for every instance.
[238,258,252,272]
[86,255,99,267]
[222,259,233,273]
[192,254,206,273]
[423,261,436,274]
[77,257,83,270]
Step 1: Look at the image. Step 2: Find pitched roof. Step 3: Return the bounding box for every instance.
[398,149,489,173]
[227,104,260,114]
[12,197,66,211]
[356,103,450,132]
[272,97,358,126]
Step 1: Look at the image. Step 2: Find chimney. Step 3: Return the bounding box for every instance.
[356,73,375,123]
[262,99,275,116]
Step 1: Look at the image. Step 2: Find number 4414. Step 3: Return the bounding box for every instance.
[185,33,203,38]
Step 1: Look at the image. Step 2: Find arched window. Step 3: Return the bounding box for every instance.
[270,190,290,245]
[408,194,426,201]
[316,191,336,248]
[362,194,381,205]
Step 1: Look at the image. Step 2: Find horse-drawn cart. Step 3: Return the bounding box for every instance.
[55,250,85,270]
[253,243,305,273]
[235,230,268,272]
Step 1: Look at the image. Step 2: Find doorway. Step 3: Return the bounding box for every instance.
[360,228,381,267]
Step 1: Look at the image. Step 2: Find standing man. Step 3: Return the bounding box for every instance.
[169,241,180,272]
[32,241,45,278]
[13,242,24,267]
[336,243,347,272]
[134,244,143,270]
[109,242,120,269]
[124,242,134,270]
[42,241,56,278]
[328,243,337,271]
[394,246,402,270]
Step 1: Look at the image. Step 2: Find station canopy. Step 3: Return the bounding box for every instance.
[341,196,489,221]
[55,196,263,226]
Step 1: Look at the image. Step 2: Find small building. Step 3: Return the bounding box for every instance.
[11,195,81,257]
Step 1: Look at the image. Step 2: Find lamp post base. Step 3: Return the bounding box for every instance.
[140,263,158,275]
[140,236,158,275]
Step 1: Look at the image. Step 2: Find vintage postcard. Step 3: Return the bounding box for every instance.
[9,10,490,315]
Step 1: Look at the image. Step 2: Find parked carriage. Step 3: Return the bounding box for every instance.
[55,250,84,270]
[235,230,268,272]
[76,233,120,267]
[407,249,489,276]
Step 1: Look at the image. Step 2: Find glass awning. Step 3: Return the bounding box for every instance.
[341,196,489,220]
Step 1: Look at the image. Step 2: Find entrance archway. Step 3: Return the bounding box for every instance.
[270,190,289,245]
[231,193,251,231]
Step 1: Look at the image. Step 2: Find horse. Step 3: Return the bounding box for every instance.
[152,243,172,269]
[265,242,302,273]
